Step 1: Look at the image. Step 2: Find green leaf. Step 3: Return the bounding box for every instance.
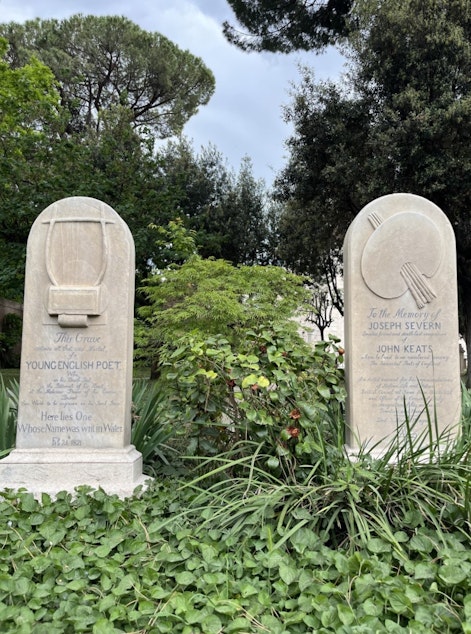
[266,456,280,469]
[366,538,391,554]
[94,544,113,558]
[202,614,223,633]
[409,533,434,554]
[389,590,412,615]
[225,617,252,632]
[240,582,258,597]
[38,523,67,545]
[362,598,382,617]
[337,603,355,626]
[112,574,134,596]
[12,576,31,596]
[29,513,45,525]
[257,376,270,388]
[298,569,314,592]
[279,562,298,585]
[414,562,436,580]
[93,618,117,634]
[98,595,116,613]
[241,374,259,389]
[317,385,331,399]
[297,401,317,419]
[20,494,37,512]
[439,564,468,585]
[175,570,196,586]
[213,601,240,616]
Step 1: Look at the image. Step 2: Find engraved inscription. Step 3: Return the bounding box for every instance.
[360,304,448,430]
[18,326,126,448]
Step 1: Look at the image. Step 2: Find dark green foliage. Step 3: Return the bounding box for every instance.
[0,16,219,301]
[156,141,270,264]
[276,0,471,380]
[0,15,215,137]
[223,0,354,52]
[0,376,17,455]
[0,36,61,300]
[0,313,22,368]
[0,113,171,295]
[157,328,345,474]
[0,16,272,302]
[0,125,271,301]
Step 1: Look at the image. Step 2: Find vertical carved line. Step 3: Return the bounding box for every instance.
[368,211,384,229]
[45,219,59,286]
[400,262,436,309]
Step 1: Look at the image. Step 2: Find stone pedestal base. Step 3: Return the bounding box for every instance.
[0,445,151,498]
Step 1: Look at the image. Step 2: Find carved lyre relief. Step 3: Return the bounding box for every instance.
[43,211,115,327]
[361,211,443,309]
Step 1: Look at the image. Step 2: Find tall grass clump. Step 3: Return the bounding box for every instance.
[130,379,178,472]
[0,376,18,457]
[181,413,471,557]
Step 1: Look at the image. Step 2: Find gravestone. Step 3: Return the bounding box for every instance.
[344,193,461,456]
[0,196,149,497]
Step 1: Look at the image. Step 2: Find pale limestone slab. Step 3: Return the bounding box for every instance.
[0,448,145,498]
[0,197,149,497]
[344,193,461,456]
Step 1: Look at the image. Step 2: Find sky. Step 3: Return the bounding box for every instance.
[0,0,345,185]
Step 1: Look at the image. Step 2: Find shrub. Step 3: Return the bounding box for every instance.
[158,323,346,481]
[135,255,310,372]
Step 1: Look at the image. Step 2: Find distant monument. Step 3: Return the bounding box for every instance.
[344,193,461,456]
[0,197,148,497]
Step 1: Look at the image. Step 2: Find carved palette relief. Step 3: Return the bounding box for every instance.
[361,211,443,309]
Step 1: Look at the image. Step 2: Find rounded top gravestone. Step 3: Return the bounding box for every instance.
[343,193,461,457]
[0,197,149,498]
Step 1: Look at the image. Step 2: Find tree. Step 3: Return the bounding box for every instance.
[0,11,216,299]
[214,156,269,264]
[223,0,354,52]
[276,0,471,381]
[0,100,177,296]
[0,37,60,299]
[157,140,234,258]
[305,282,334,341]
[0,15,215,137]
[275,72,368,310]
[136,254,310,371]
[156,140,270,264]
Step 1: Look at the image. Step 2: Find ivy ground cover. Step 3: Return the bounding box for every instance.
[1,480,471,634]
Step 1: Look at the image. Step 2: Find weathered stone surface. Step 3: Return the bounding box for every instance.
[344,193,461,456]
[0,197,149,497]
